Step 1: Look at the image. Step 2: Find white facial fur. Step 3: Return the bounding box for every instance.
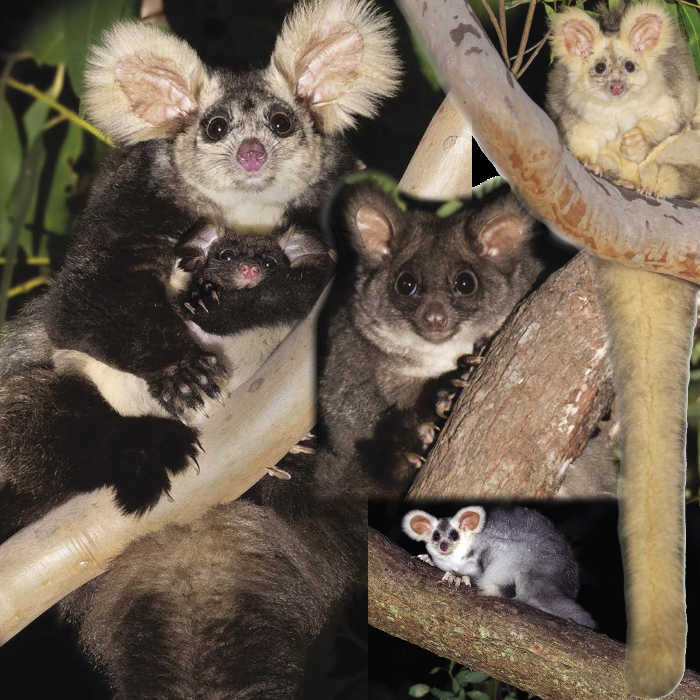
[402,507,487,575]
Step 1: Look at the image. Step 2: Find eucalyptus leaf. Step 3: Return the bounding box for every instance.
[466,692,490,700]
[0,99,22,212]
[63,0,141,98]
[44,123,83,234]
[429,667,443,675]
[23,4,67,66]
[430,689,457,700]
[455,670,489,685]
[0,139,46,326]
[409,684,432,697]
[679,3,700,74]
[665,1,679,26]
[409,26,441,92]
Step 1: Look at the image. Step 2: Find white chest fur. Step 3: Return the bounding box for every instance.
[53,323,293,425]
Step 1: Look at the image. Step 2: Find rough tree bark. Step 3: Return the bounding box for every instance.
[398,0,700,284]
[368,528,700,700]
[409,253,614,500]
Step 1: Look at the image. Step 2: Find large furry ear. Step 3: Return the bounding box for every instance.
[549,7,602,61]
[176,223,222,272]
[84,22,215,144]
[279,226,330,268]
[402,510,437,542]
[619,2,676,55]
[268,0,401,134]
[454,507,486,535]
[344,185,402,264]
[476,194,537,261]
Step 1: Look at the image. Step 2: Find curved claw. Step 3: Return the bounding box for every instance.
[267,465,292,480]
[290,444,316,455]
[163,487,175,503]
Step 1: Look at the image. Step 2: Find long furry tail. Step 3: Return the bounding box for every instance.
[592,257,695,698]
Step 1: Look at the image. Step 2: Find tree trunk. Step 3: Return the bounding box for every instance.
[409,253,614,500]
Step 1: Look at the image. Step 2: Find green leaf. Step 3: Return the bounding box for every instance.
[665,1,679,26]
[608,0,622,9]
[452,678,462,695]
[0,98,22,223]
[544,4,555,18]
[409,685,431,698]
[0,138,46,326]
[455,670,489,686]
[429,667,443,675]
[456,691,466,700]
[679,3,700,74]
[437,200,464,218]
[44,122,83,234]
[63,0,141,98]
[23,4,67,65]
[408,27,441,92]
[430,689,457,700]
[466,692,490,700]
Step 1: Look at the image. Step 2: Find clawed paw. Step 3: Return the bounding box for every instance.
[417,421,439,451]
[149,352,227,418]
[440,571,472,588]
[620,127,649,163]
[436,388,457,419]
[184,281,220,316]
[111,419,203,516]
[416,553,436,567]
[583,160,603,177]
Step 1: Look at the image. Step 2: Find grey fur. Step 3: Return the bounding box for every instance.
[404,506,595,628]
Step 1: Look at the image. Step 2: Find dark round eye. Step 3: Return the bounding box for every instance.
[449,530,459,541]
[218,249,234,262]
[432,531,440,542]
[624,61,635,73]
[261,256,278,270]
[454,270,478,296]
[395,271,418,296]
[269,112,293,136]
[206,116,230,141]
[594,61,607,75]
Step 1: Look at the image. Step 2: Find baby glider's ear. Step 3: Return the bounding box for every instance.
[176,224,222,272]
[402,510,438,542]
[268,0,401,134]
[279,226,330,269]
[84,21,215,145]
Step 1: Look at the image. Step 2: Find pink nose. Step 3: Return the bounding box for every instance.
[609,81,624,96]
[237,138,267,172]
[240,263,260,280]
[440,543,448,552]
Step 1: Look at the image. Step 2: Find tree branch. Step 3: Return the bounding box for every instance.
[368,528,700,700]
[409,254,613,500]
[0,289,327,644]
[397,0,700,284]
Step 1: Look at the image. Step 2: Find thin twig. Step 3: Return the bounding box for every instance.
[0,257,50,266]
[511,0,537,75]
[515,31,551,79]
[7,275,49,299]
[480,0,510,66]
[42,114,69,132]
[5,78,113,146]
[498,0,507,59]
